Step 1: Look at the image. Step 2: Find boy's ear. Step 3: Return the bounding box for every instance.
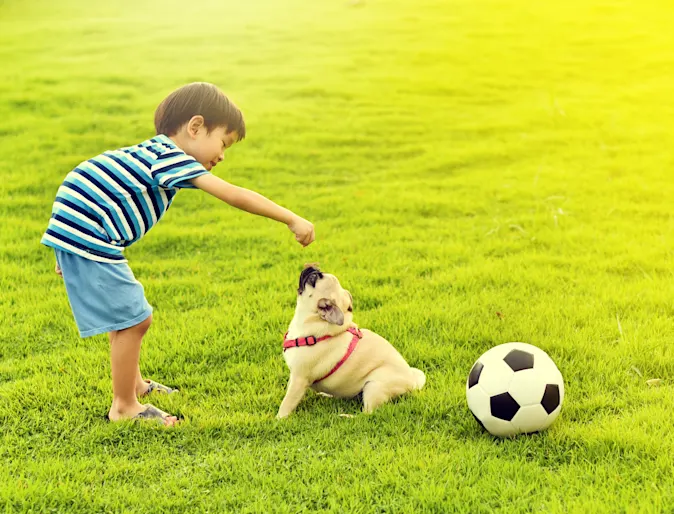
[187,115,205,137]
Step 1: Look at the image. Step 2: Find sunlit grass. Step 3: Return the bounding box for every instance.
[1,0,673,511]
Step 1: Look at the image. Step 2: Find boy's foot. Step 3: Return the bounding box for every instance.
[107,404,179,427]
[138,379,179,397]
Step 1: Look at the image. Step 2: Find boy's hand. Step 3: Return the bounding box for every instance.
[288,216,315,247]
[55,263,62,277]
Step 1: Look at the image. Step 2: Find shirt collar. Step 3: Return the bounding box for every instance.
[152,134,179,149]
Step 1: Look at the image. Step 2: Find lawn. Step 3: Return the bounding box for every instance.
[1,0,673,511]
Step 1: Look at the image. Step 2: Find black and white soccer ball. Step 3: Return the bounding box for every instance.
[466,342,564,437]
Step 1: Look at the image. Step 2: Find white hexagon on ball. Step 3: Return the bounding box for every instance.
[466,342,564,437]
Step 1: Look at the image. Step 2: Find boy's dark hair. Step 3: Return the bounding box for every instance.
[154,82,246,139]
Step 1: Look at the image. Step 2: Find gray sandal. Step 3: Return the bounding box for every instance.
[132,404,179,425]
[141,379,178,397]
[105,404,179,425]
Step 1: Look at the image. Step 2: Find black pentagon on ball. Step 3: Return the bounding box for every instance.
[468,362,484,388]
[503,349,534,372]
[541,384,561,414]
[490,392,520,421]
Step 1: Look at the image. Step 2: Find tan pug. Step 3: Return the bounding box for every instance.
[277,265,426,418]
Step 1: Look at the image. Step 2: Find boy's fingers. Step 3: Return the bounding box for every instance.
[293,224,314,246]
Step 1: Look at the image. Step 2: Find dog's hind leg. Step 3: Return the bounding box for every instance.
[362,369,423,414]
[410,368,426,390]
[362,381,391,414]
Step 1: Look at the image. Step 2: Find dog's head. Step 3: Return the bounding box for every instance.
[297,264,353,326]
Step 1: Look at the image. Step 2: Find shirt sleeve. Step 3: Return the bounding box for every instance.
[150,148,210,190]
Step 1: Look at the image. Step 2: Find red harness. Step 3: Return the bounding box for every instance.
[283,327,363,384]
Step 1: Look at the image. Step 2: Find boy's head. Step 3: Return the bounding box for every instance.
[154,82,246,171]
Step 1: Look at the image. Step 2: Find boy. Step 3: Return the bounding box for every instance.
[41,82,315,426]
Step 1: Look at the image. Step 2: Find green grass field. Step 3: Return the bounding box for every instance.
[1,0,674,511]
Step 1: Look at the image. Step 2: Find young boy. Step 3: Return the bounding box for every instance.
[41,82,315,426]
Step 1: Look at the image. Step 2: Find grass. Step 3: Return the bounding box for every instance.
[1,0,674,511]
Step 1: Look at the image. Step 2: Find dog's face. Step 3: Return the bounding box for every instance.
[297,265,353,326]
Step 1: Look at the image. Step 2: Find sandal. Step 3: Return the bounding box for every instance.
[132,404,179,426]
[141,379,179,397]
[105,404,179,426]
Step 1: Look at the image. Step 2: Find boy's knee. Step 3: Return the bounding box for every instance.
[138,314,153,333]
[124,314,152,336]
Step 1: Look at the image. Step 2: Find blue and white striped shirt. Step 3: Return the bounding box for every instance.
[41,134,210,263]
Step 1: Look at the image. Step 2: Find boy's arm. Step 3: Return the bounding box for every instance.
[189,174,315,246]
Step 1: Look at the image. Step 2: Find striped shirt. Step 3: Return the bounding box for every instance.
[41,134,210,263]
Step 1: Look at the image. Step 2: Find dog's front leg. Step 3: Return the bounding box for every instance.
[277,374,310,419]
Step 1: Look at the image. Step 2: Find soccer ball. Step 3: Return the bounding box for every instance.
[466,342,564,437]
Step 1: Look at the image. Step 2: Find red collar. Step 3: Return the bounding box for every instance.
[283,327,363,383]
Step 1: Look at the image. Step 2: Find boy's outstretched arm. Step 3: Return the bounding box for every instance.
[190,174,315,247]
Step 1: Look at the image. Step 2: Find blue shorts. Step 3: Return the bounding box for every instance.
[54,249,153,338]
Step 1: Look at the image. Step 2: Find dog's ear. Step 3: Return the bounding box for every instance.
[317,298,344,325]
[298,265,323,295]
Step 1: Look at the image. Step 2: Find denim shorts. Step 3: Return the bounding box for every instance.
[54,249,153,338]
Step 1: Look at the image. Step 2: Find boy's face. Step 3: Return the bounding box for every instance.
[192,125,239,171]
[175,116,239,171]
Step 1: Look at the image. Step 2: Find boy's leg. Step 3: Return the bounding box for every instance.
[107,315,178,426]
[108,330,149,397]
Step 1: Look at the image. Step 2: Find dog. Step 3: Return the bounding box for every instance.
[277,265,426,418]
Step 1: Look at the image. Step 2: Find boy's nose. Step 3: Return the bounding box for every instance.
[217,153,224,162]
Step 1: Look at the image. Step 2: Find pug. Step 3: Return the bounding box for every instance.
[277,265,426,418]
